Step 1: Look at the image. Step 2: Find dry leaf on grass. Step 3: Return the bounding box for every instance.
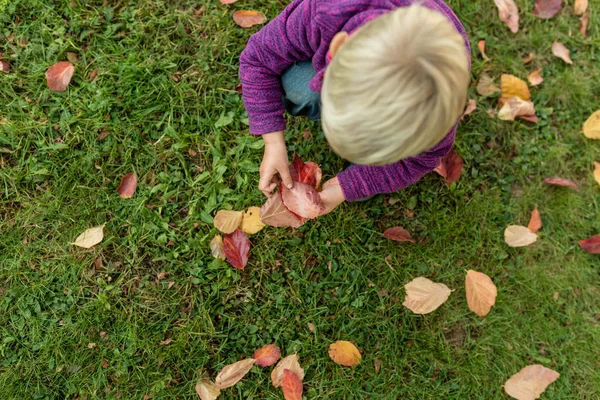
[465,270,497,317]
[89,68,100,81]
[501,74,531,100]
[71,224,105,248]
[533,0,562,19]
[260,192,304,228]
[504,364,560,400]
[528,208,542,233]
[478,40,490,61]
[498,97,536,122]
[117,173,137,198]
[543,177,579,189]
[281,183,325,219]
[477,74,501,97]
[328,341,361,367]
[0,59,10,73]
[434,149,463,185]
[222,229,250,270]
[579,12,589,38]
[215,358,255,389]
[523,53,534,64]
[46,61,75,91]
[403,277,452,314]
[271,354,304,388]
[66,52,79,63]
[493,0,519,33]
[582,110,600,139]
[504,225,537,247]
[233,10,266,28]
[552,42,573,64]
[281,369,303,400]
[213,210,243,234]
[219,0,237,3]
[463,99,477,118]
[195,378,220,400]
[210,235,226,260]
[253,344,281,367]
[593,162,600,186]
[578,235,600,254]
[240,207,265,234]
[574,0,588,15]
[527,69,543,86]
[383,227,415,243]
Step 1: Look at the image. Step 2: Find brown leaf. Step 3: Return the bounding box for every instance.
[533,0,562,19]
[383,226,415,243]
[551,42,573,64]
[501,74,531,100]
[46,61,75,91]
[504,225,537,247]
[478,40,490,61]
[0,59,10,73]
[271,354,304,388]
[89,68,100,82]
[281,182,325,219]
[307,322,315,333]
[553,292,560,301]
[71,224,105,248]
[493,0,519,33]
[195,378,221,400]
[504,365,560,400]
[583,110,600,139]
[233,10,266,28]
[253,344,281,367]
[580,12,590,38]
[260,192,304,228]
[66,52,79,63]
[102,359,109,368]
[222,229,250,270]
[328,341,362,367]
[213,210,243,234]
[215,358,255,389]
[117,173,138,198]
[528,208,542,233]
[543,177,579,189]
[374,359,383,373]
[578,235,600,254]
[281,370,303,400]
[462,99,477,118]
[210,235,227,260]
[159,338,173,346]
[574,0,588,15]
[465,270,497,317]
[434,149,463,185]
[240,206,265,234]
[93,257,102,270]
[97,129,110,141]
[477,74,501,97]
[498,97,536,121]
[402,277,452,314]
[302,130,312,141]
[523,52,534,64]
[527,69,543,86]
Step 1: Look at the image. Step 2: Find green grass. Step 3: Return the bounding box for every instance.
[1,0,599,398]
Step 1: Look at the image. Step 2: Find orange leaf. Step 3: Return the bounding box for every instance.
[527,69,543,86]
[213,210,243,234]
[383,226,415,243]
[215,358,255,389]
[89,68,100,82]
[579,235,600,254]
[552,41,573,64]
[233,10,267,28]
[504,365,560,400]
[478,40,490,61]
[493,0,519,33]
[46,61,75,91]
[528,208,542,233]
[271,354,304,388]
[222,229,250,270]
[504,225,537,247]
[281,369,303,400]
[476,74,501,97]
[434,149,463,185]
[523,52,534,64]
[402,277,452,314]
[543,177,579,189]
[116,172,138,198]
[501,74,531,100]
[253,344,281,367]
[465,270,497,317]
[328,341,362,367]
[574,0,588,15]
[533,0,562,19]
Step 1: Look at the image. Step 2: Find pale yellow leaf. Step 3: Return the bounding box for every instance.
[71,224,105,249]
[574,0,588,15]
[215,358,255,389]
[582,110,600,139]
[552,42,573,64]
[498,97,536,121]
[504,364,560,400]
[593,162,600,186]
[501,74,531,100]
[328,341,361,367]
[240,206,265,234]
[463,99,477,117]
[271,354,304,388]
[504,225,537,247]
[402,277,452,314]
[213,210,243,234]
[195,379,220,400]
[210,235,226,260]
[465,270,497,317]
[477,74,501,97]
[527,69,543,86]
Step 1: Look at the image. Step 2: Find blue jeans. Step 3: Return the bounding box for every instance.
[281,61,321,121]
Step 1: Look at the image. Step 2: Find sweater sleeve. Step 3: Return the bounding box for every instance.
[239,0,320,135]
[337,126,457,202]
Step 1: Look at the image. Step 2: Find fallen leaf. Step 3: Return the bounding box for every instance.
[302,130,312,141]
[465,270,497,317]
[168,281,174,289]
[46,61,75,91]
[527,69,543,86]
[478,40,490,61]
[0,59,10,73]
[215,358,255,389]
[374,359,383,373]
[501,74,531,100]
[281,183,325,219]
[71,224,105,248]
[159,338,173,346]
[307,322,315,333]
[578,235,600,254]
[504,225,537,247]
[233,10,266,28]
[582,110,600,139]
[260,192,304,228]
[477,74,501,97]
[528,208,542,233]
[523,53,534,64]
[593,162,600,186]
[552,42,573,64]
[253,344,281,367]
[463,99,477,118]
[580,12,589,38]
[434,149,463,185]
[281,369,303,400]
[93,257,102,270]
[290,156,322,189]
[574,0,588,15]
[328,341,361,367]
[222,229,250,270]
[87,342,96,349]
[533,0,562,19]
[102,359,109,368]
[494,0,519,33]
[220,0,237,3]
[504,365,560,400]
[66,52,79,63]
[240,206,265,234]
[543,177,579,189]
[97,130,110,140]
[213,210,243,234]
[271,354,304,388]
[157,272,168,280]
[195,378,221,400]
[553,292,560,301]
[383,226,415,243]
[498,97,536,121]
[117,173,138,198]
[89,68,99,81]
[402,277,452,314]
[210,235,227,260]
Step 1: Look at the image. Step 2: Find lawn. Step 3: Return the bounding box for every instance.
[1,0,599,398]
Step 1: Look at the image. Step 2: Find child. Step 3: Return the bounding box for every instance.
[240,1,470,215]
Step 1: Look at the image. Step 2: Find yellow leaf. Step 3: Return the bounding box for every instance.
[240,207,265,234]
[593,162,600,186]
[551,42,573,65]
[195,378,220,400]
[501,74,531,100]
[215,358,255,389]
[213,210,243,234]
[71,224,106,248]
[574,0,588,15]
[465,270,497,317]
[582,110,600,139]
[328,341,361,367]
[271,354,304,388]
[504,225,537,247]
[504,364,560,400]
[402,277,452,314]
[210,235,226,260]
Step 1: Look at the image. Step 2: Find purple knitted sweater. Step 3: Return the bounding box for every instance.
[240,0,470,202]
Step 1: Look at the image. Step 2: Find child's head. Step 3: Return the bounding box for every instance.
[321,4,469,165]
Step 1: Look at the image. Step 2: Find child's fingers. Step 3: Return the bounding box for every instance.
[278,167,294,189]
[258,173,273,197]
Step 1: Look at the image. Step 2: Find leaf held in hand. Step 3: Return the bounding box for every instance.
[552,42,573,64]
[213,210,243,234]
[504,225,537,247]
[117,173,138,198]
[271,354,304,388]
[215,358,255,389]
[210,235,226,260]
[281,369,303,400]
[71,224,105,248]
[281,182,325,219]
[528,208,542,233]
[543,177,579,189]
[328,341,362,367]
[253,344,281,367]
[195,378,221,400]
[260,192,304,228]
[46,61,75,91]
[504,364,560,400]
[465,270,497,317]
[233,10,266,28]
[222,229,250,269]
[494,0,519,33]
[574,0,588,15]
[290,156,322,189]
[476,74,501,97]
[582,110,600,139]
[240,207,265,234]
[578,235,600,254]
[527,69,543,86]
[402,277,452,314]
[533,0,562,19]
[383,227,415,243]
[501,74,530,100]
[434,149,463,185]
[498,97,536,121]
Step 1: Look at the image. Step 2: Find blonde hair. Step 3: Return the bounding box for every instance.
[321,4,469,165]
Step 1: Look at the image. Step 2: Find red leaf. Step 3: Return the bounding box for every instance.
[383,227,415,243]
[117,173,138,198]
[0,59,10,73]
[281,182,325,219]
[533,0,562,19]
[253,344,281,367]
[260,192,304,228]
[45,61,75,91]
[290,155,322,189]
[223,229,250,269]
[579,235,600,254]
[543,177,579,189]
[281,369,303,400]
[528,208,542,233]
[434,149,463,185]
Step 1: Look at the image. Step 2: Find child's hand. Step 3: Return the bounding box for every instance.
[259,131,294,197]
[319,176,345,215]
